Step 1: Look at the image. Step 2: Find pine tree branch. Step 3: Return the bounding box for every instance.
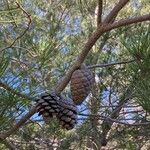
[0,107,36,139]
[100,86,133,146]
[78,113,150,126]
[54,17,150,93]
[103,0,129,23]
[55,14,150,92]
[88,59,135,69]
[104,14,150,31]
[96,0,103,26]
[0,81,34,101]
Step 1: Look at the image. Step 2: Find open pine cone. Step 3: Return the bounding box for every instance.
[57,96,77,130]
[70,64,94,105]
[36,92,77,130]
[36,92,60,119]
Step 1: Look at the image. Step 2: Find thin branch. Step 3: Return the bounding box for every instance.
[5,0,18,27]
[78,113,150,126]
[0,106,36,139]
[100,87,133,146]
[0,81,34,101]
[88,59,135,69]
[0,2,31,52]
[104,14,150,32]
[95,0,103,26]
[103,0,129,23]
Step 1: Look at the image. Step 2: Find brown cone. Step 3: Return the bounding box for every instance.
[70,64,94,105]
[57,96,77,130]
[36,92,77,130]
[36,92,60,122]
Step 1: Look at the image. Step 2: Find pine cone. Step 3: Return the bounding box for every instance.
[36,92,77,130]
[70,64,94,105]
[36,92,60,117]
[57,96,77,130]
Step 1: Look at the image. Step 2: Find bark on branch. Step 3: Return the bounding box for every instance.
[96,0,103,26]
[78,113,150,126]
[103,0,129,23]
[104,14,150,31]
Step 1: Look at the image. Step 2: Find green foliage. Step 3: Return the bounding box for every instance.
[0,52,9,77]
[122,25,150,112]
[0,89,29,130]
[136,79,150,112]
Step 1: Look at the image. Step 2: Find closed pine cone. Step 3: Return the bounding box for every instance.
[36,92,77,130]
[70,64,94,105]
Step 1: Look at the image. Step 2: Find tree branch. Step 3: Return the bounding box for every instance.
[100,86,133,146]
[0,107,36,139]
[104,14,150,31]
[103,0,129,23]
[0,81,34,101]
[96,0,103,26]
[78,113,150,126]
[88,59,135,69]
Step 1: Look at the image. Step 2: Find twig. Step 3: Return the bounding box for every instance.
[88,59,135,69]
[96,0,103,26]
[0,81,34,101]
[0,106,36,139]
[0,2,31,52]
[78,113,150,126]
[103,0,129,23]
[104,14,150,31]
